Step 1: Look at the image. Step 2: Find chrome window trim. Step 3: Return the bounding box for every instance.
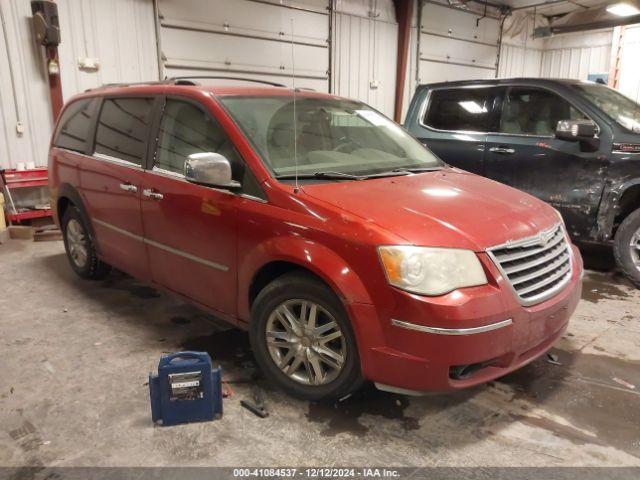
[418,84,599,139]
[486,223,573,307]
[93,218,229,272]
[391,318,512,335]
[92,152,145,170]
[56,149,269,205]
[152,165,185,179]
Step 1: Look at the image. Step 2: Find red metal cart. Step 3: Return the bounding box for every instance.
[0,168,52,224]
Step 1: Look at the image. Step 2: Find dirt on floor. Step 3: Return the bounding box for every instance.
[0,239,639,467]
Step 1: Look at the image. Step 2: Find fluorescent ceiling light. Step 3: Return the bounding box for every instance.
[458,101,487,114]
[606,2,640,17]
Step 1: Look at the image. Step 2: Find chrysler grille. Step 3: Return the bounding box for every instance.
[488,224,572,305]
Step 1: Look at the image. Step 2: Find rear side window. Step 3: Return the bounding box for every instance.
[499,88,588,136]
[424,88,499,132]
[53,99,96,152]
[94,97,154,166]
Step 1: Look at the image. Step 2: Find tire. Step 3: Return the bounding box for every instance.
[250,271,363,401]
[613,207,640,288]
[61,206,111,280]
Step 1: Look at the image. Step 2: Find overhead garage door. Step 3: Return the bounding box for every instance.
[156,0,330,91]
[419,0,501,84]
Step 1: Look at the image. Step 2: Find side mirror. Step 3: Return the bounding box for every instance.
[184,153,240,189]
[555,120,599,151]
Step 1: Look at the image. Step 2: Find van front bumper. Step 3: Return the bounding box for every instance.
[348,246,583,392]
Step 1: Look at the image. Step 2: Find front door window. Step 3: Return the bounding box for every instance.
[499,88,588,136]
[156,99,243,178]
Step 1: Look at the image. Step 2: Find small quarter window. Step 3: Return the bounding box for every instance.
[53,99,96,153]
[424,89,498,132]
[95,97,154,166]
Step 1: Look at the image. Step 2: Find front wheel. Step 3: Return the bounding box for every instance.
[613,207,640,287]
[250,272,363,401]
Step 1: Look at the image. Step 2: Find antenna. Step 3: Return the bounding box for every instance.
[291,18,299,193]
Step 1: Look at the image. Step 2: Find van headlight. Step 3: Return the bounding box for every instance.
[378,246,487,296]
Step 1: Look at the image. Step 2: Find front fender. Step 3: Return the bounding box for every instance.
[237,236,375,322]
[597,178,640,242]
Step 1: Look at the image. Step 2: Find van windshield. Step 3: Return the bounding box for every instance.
[573,83,640,133]
[219,95,442,178]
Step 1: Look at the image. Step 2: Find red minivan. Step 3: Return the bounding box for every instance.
[49,78,583,400]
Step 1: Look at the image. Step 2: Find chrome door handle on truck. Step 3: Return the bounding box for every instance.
[143,189,163,200]
[119,183,137,192]
[489,147,515,154]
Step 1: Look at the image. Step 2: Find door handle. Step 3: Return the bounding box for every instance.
[119,183,137,193]
[489,147,515,154]
[143,188,163,200]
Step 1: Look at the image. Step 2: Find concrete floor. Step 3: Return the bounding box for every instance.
[1,238,639,467]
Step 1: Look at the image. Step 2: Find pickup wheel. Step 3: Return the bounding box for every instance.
[250,272,363,401]
[62,206,111,280]
[613,207,640,287]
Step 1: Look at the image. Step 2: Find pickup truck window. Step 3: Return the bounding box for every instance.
[94,97,154,166]
[423,88,499,132]
[573,83,640,133]
[500,88,587,136]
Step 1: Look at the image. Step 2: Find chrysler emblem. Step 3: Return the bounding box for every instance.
[536,228,555,246]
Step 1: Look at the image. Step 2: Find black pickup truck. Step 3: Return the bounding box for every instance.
[405,78,640,286]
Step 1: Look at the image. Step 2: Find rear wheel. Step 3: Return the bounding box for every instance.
[62,206,111,280]
[250,272,363,401]
[613,207,640,287]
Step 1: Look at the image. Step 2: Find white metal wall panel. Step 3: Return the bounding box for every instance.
[158,0,330,91]
[331,4,398,116]
[617,25,640,103]
[497,44,543,78]
[540,30,612,80]
[57,0,158,96]
[0,0,157,170]
[418,1,500,85]
[0,0,55,170]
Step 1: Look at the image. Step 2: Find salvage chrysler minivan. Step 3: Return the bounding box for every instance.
[49,78,583,400]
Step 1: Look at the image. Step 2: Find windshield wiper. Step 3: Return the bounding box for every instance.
[391,166,442,173]
[275,171,364,180]
[276,170,416,181]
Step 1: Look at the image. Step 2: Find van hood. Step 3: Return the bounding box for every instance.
[302,169,559,251]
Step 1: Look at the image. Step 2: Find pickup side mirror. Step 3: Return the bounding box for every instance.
[555,120,600,151]
[184,152,241,189]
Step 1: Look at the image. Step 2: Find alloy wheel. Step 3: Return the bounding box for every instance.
[631,227,640,272]
[66,218,88,269]
[265,299,346,386]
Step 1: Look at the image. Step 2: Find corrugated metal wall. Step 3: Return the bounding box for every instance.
[614,24,640,102]
[497,44,543,78]
[331,0,398,116]
[0,0,157,170]
[0,0,54,170]
[540,29,612,79]
[497,13,544,79]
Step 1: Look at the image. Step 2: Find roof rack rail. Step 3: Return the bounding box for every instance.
[166,76,287,88]
[85,79,174,92]
[84,76,288,93]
